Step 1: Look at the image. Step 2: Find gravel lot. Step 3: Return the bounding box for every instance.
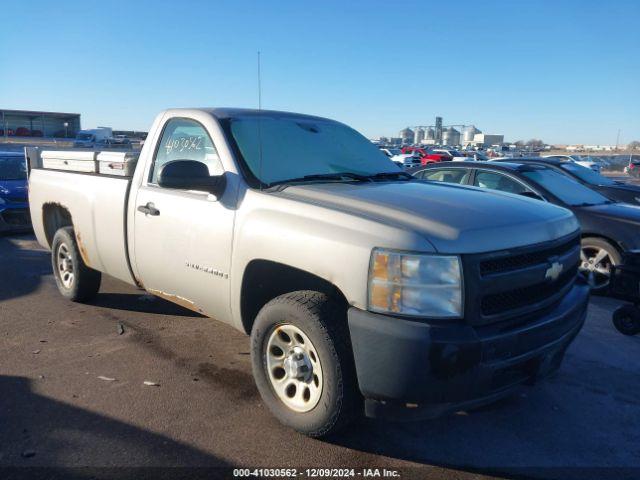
[1,234,639,479]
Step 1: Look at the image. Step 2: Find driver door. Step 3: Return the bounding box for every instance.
[132,117,235,322]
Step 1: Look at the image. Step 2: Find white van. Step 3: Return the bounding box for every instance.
[74,127,113,148]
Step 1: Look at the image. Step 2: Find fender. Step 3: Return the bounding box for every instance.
[228,187,433,331]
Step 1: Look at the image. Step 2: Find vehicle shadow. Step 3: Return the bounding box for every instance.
[0,234,49,302]
[0,375,234,476]
[89,293,205,318]
[331,357,640,480]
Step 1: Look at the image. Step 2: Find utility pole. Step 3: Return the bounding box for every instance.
[615,129,621,151]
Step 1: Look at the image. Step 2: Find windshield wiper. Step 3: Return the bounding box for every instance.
[265,171,414,189]
[266,172,370,188]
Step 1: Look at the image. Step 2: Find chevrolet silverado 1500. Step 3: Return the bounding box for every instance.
[27,108,589,437]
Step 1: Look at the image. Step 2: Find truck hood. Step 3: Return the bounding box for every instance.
[276,181,578,254]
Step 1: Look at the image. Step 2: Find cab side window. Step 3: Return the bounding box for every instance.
[150,118,223,184]
[419,168,470,185]
[473,170,530,194]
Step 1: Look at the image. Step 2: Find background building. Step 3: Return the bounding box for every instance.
[472,133,504,147]
[0,109,81,138]
[401,117,505,148]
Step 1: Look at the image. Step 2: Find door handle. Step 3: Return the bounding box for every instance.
[137,202,160,216]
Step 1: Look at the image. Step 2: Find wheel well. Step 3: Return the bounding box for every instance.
[42,203,73,247]
[580,233,623,254]
[240,260,348,334]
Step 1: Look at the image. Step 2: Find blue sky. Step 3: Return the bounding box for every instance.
[1,0,638,144]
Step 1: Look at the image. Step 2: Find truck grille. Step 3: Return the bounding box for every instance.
[479,236,579,276]
[481,262,578,316]
[462,233,581,326]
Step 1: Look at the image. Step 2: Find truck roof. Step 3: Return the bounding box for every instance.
[169,107,337,123]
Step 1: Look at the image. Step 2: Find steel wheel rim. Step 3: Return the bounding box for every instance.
[579,246,614,289]
[56,243,74,289]
[265,324,323,413]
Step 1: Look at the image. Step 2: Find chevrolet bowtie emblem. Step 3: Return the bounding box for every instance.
[545,261,563,282]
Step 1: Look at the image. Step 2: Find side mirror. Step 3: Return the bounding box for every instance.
[158,160,226,198]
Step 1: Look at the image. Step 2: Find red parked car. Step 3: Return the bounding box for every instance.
[15,127,31,137]
[627,160,640,178]
[401,146,452,165]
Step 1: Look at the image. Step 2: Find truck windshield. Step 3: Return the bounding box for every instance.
[559,163,616,186]
[76,133,93,140]
[521,169,610,206]
[0,156,27,180]
[227,116,400,186]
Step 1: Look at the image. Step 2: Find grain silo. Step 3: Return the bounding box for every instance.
[426,127,435,140]
[442,127,460,146]
[464,126,480,144]
[399,128,414,144]
[414,127,425,144]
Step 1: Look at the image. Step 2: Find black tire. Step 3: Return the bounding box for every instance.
[580,237,621,294]
[250,290,360,437]
[51,226,101,302]
[613,304,640,336]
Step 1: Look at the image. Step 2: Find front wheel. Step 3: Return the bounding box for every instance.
[579,237,620,293]
[51,226,101,302]
[250,291,360,437]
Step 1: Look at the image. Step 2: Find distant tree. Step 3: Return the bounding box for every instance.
[526,139,545,148]
[628,140,640,150]
[514,140,525,146]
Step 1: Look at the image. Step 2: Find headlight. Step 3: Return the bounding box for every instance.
[368,248,463,318]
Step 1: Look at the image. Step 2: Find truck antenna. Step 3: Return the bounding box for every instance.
[257,50,262,110]
[257,50,264,190]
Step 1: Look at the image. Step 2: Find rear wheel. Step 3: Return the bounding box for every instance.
[250,291,360,437]
[579,237,620,292]
[51,227,101,302]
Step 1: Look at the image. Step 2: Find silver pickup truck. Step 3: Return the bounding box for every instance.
[27,108,589,437]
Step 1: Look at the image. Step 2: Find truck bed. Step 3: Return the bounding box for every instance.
[26,148,137,286]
